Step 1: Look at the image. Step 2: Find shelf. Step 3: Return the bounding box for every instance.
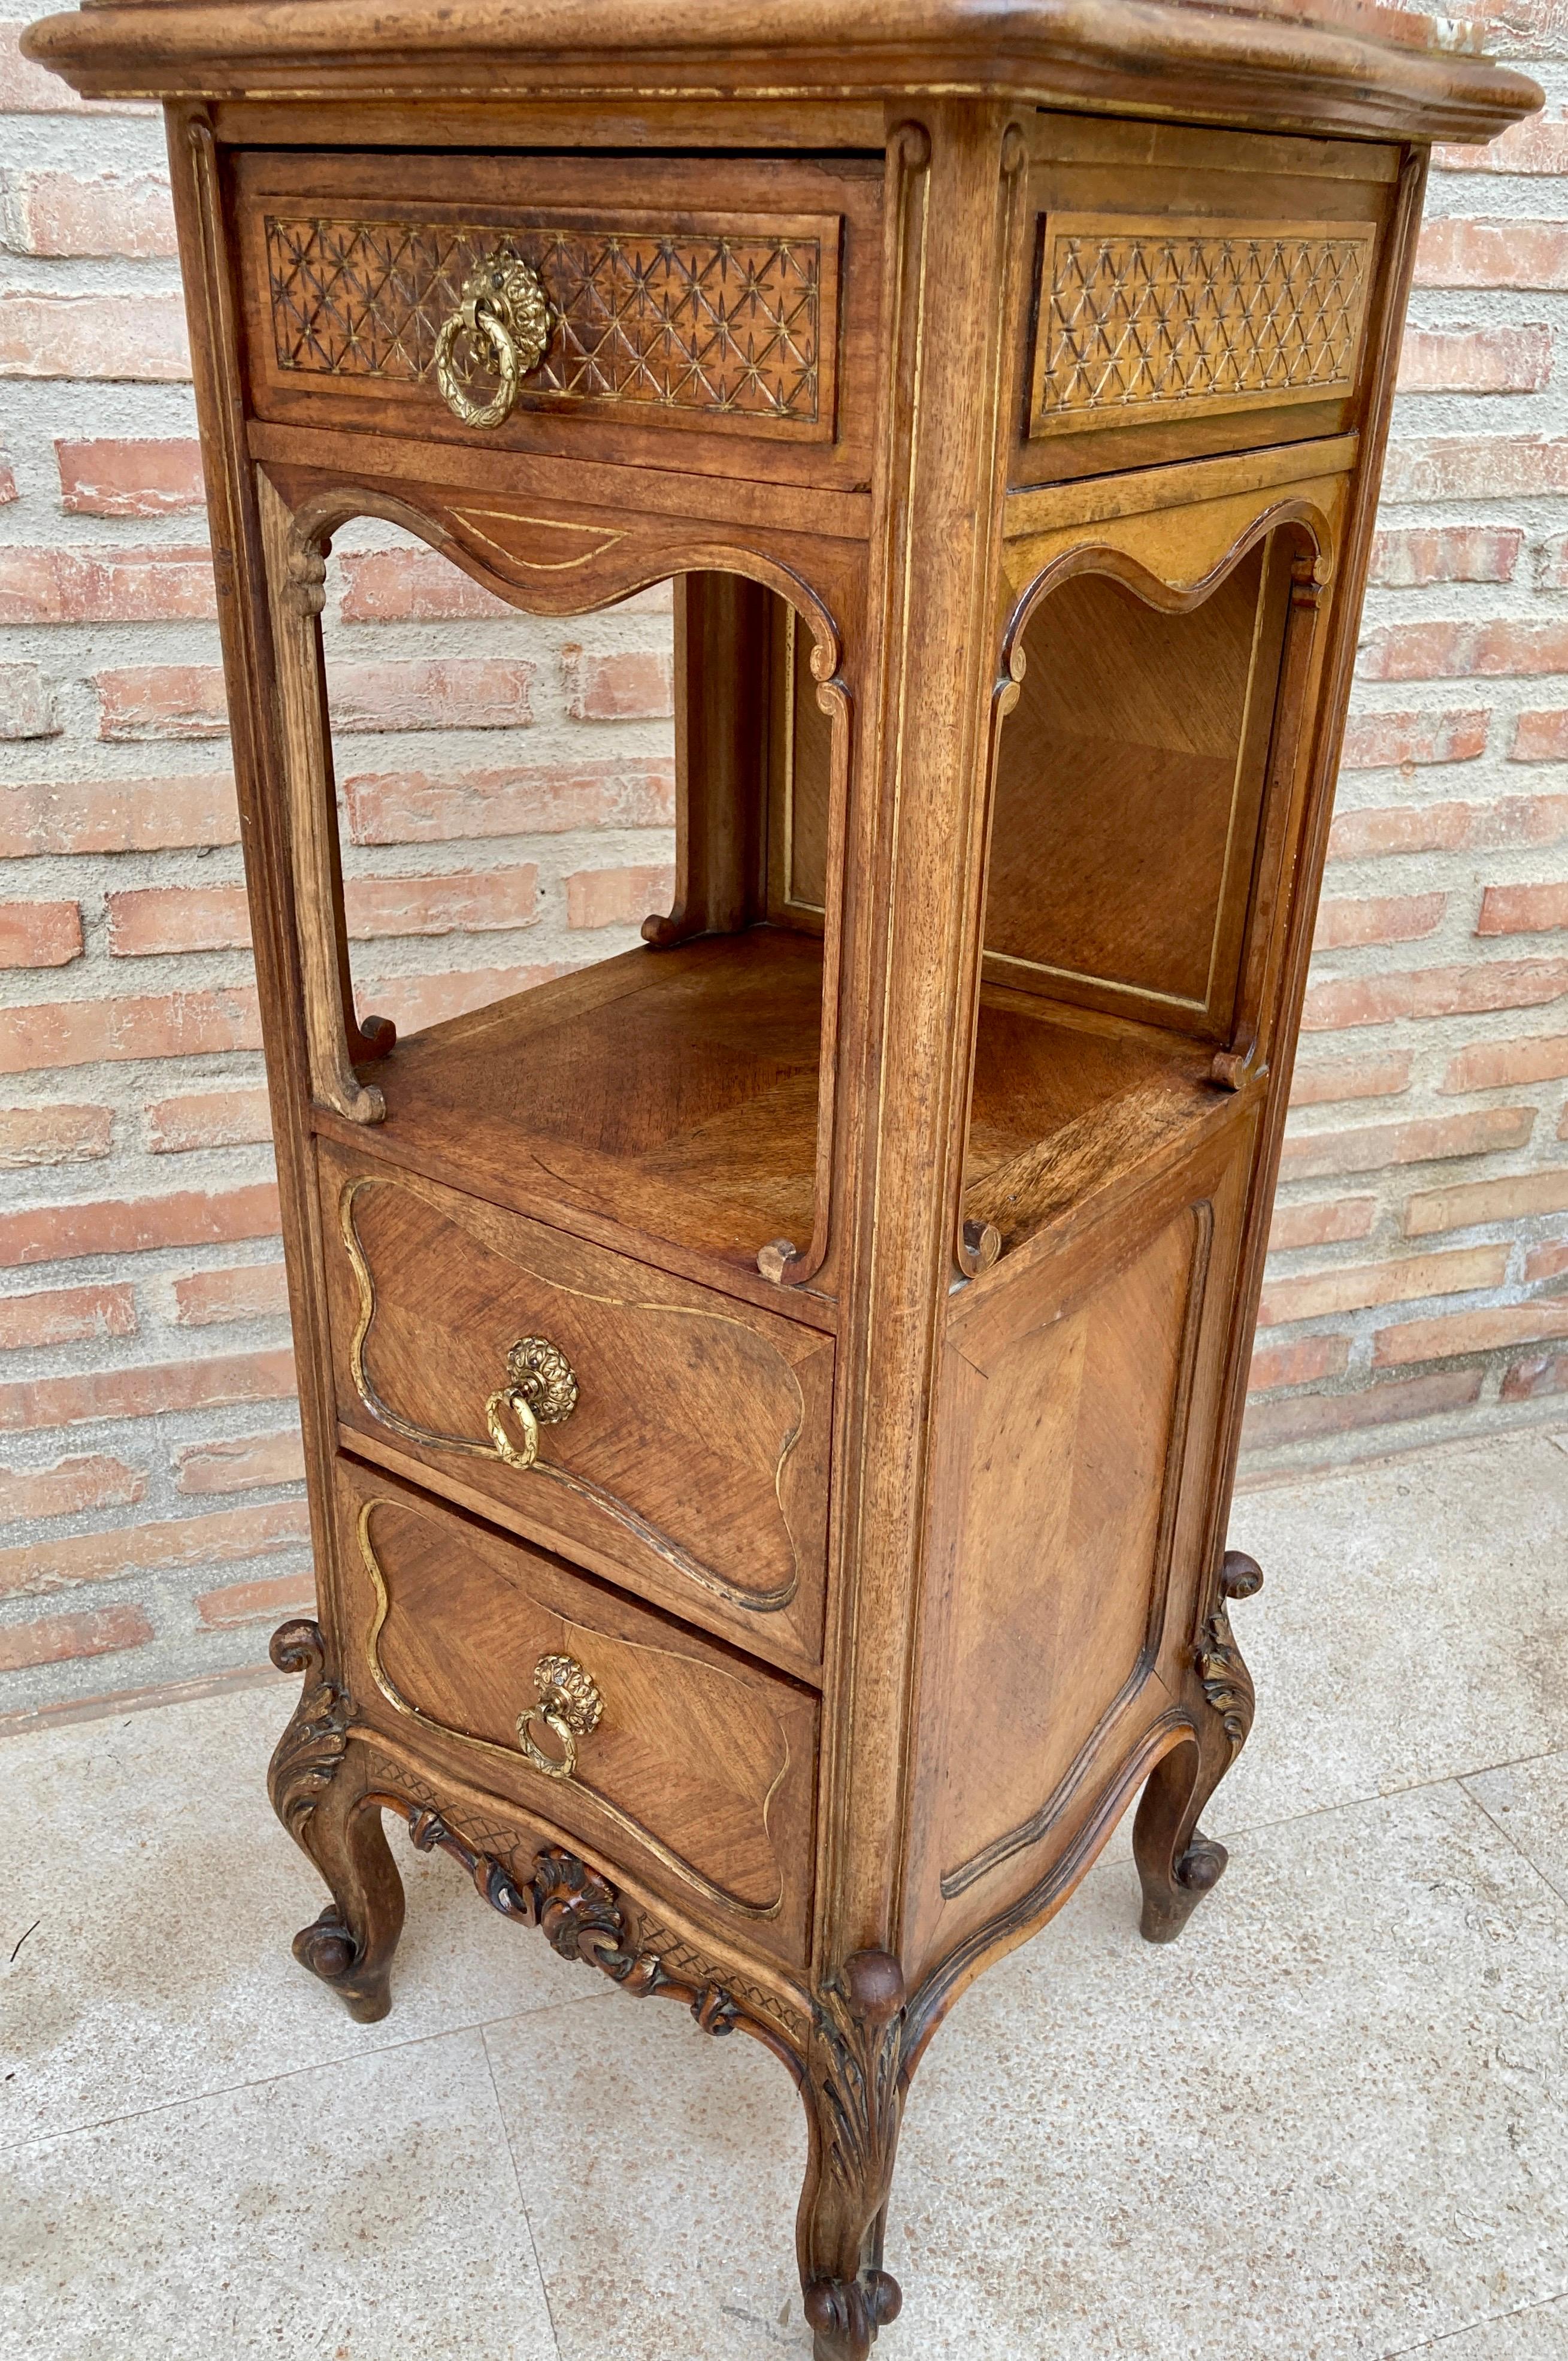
[316,927,1227,1297]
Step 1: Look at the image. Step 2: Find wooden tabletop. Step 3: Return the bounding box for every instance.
[25,0,1542,144]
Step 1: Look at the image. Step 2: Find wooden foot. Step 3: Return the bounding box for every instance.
[797,1950,907,2361]
[1134,1551,1263,1945]
[267,1619,405,2022]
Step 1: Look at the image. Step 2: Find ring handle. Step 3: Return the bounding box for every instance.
[484,1334,578,1472]
[435,256,552,431]
[518,1653,603,1779]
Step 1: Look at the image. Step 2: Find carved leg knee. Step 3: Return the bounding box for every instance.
[268,1620,405,2023]
[1134,1551,1262,1945]
[798,1951,907,2361]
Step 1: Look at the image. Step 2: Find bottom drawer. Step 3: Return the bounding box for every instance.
[332,1455,818,1962]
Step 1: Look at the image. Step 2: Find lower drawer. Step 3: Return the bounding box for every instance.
[334,1455,818,1963]
[319,1139,833,1679]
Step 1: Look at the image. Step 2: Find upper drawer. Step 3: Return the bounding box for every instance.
[231,147,883,489]
[318,1140,833,1681]
[1014,116,1401,486]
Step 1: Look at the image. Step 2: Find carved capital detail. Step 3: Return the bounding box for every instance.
[267,1619,354,1840]
[803,1950,907,2350]
[1197,1549,1264,1764]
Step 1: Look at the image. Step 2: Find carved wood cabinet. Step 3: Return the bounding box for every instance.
[26,2,1534,2351]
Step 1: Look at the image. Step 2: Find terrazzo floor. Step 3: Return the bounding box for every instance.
[4,1425,1567,2360]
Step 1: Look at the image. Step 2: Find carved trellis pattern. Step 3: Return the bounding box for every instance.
[1030,213,1375,435]
[265,214,826,422]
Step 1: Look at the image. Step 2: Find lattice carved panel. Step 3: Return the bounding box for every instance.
[1029,213,1376,438]
[265,212,834,430]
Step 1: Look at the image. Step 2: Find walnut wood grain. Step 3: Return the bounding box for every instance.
[25,14,1533,2354]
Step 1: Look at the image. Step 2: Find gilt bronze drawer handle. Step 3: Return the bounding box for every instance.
[518,1652,603,1779]
[484,1334,579,1471]
[434,255,552,429]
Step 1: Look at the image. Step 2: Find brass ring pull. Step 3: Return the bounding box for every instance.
[485,1335,578,1472]
[434,256,552,430]
[518,1652,602,1779]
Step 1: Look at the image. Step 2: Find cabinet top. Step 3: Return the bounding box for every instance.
[25,0,1540,144]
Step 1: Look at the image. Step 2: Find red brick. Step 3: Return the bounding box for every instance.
[1502,1349,1568,1401]
[1312,893,1445,951]
[0,1499,312,1602]
[172,1262,290,1327]
[1415,218,1568,289]
[1404,1168,1568,1237]
[5,170,177,259]
[1394,325,1550,394]
[1302,959,1568,1031]
[343,759,674,845]
[0,22,155,113]
[147,1088,272,1154]
[0,664,59,740]
[0,1103,114,1170]
[0,1345,296,1434]
[1337,709,1490,772]
[0,1284,136,1353]
[0,773,238,858]
[0,982,259,1076]
[0,1181,279,1270]
[1374,1301,1568,1368]
[1441,1035,1568,1092]
[355,966,562,1038]
[105,884,249,958]
[174,1430,305,1496]
[1257,1245,1509,1328]
[1248,1334,1351,1393]
[196,1571,317,1630]
[1328,804,1468,858]
[0,292,189,381]
[56,437,204,516]
[0,901,81,969]
[1524,1237,1568,1282]
[93,664,228,741]
[329,659,534,733]
[346,868,540,939]
[0,986,261,1074]
[0,455,16,505]
[1278,1105,1534,1180]
[337,549,512,622]
[1381,436,1568,504]
[565,863,677,930]
[1512,710,1568,762]
[1435,116,1568,174]
[1288,1052,1411,1106]
[1466,797,1568,847]
[562,647,673,722]
[0,1455,145,1522]
[1533,532,1568,589]
[1358,619,1568,683]
[1239,1368,1482,1452]
[1366,528,1521,590]
[0,546,215,625]
[0,1605,153,1677]
[1267,1198,1378,1251]
[1477,882,1568,936]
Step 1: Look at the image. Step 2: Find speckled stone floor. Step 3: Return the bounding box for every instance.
[3,1426,1566,2361]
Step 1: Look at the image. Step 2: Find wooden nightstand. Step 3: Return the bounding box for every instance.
[25,4,1534,2351]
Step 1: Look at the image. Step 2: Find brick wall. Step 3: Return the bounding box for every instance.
[2,5,1566,1718]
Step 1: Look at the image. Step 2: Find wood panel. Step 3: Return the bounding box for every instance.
[232,149,884,492]
[1012,112,1401,486]
[982,535,1294,1035]
[905,1115,1255,1975]
[319,1139,834,1677]
[335,1455,818,1959]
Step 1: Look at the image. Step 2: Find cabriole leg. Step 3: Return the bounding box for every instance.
[267,1618,405,2022]
[797,1950,907,2360]
[1134,1551,1263,1944]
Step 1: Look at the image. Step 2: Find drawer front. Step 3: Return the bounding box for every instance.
[319,1142,833,1678]
[335,1456,817,1962]
[1015,116,1399,485]
[233,149,881,486]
